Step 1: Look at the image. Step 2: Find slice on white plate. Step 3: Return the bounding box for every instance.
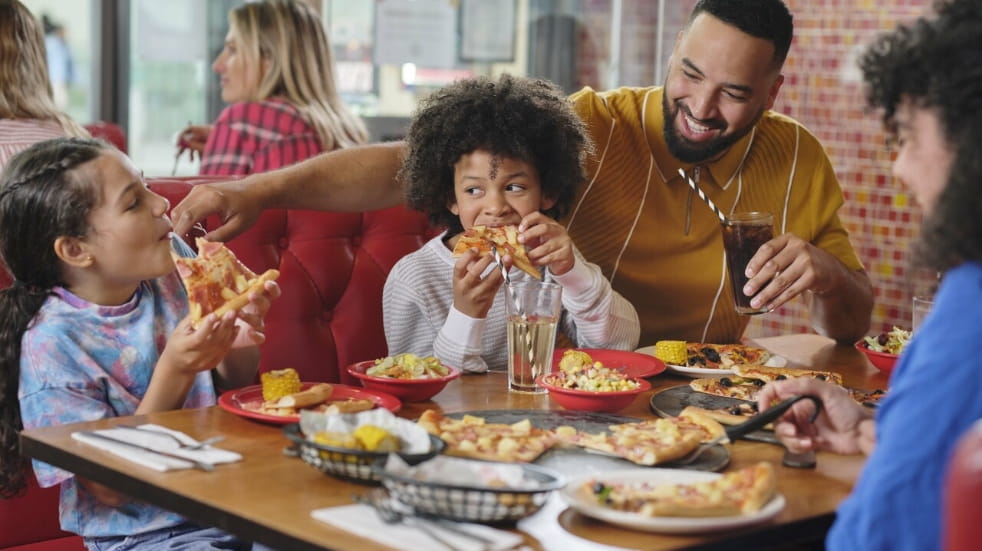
[560,467,785,534]
[635,345,787,378]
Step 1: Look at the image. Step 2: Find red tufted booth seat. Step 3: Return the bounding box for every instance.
[944,419,982,550]
[0,176,434,550]
[158,176,437,384]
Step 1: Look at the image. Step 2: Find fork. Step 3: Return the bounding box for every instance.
[114,424,225,451]
[673,394,823,466]
[355,490,462,551]
[491,247,524,319]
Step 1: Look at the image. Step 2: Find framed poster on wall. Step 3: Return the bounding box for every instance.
[460,0,516,62]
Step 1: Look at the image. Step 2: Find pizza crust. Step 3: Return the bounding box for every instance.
[171,238,279,324]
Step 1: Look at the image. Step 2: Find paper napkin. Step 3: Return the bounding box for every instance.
[71,423,241,472]
[311,503,527,551]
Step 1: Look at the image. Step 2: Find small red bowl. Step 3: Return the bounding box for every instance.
[347,360,461,402]
[536,373,651,412]
[855,341,899,375]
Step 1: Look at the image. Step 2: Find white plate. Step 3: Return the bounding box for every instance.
[635,345,787,378]
[560,468,786,534]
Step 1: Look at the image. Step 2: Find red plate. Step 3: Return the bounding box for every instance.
[552,348,666,379]
[217,382,401,425]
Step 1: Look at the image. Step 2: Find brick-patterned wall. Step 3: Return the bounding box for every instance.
[575,0,933,339]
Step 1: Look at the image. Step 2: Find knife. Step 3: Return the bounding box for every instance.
[75,431,215,472]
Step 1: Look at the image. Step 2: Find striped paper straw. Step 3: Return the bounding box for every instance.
[678,168,729,225]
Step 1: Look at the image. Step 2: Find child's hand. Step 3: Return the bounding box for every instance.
[519,212,575,276]
[231,280,281,348]
[452,248,503,318]
[162,311,240,376]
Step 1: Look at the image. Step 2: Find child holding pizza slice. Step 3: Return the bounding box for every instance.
[0,138,279,549]
[383,74,640,373]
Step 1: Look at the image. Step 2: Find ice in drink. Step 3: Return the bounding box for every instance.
[505,281,562,393]
[507,315,558,393]
[722,212,774,315]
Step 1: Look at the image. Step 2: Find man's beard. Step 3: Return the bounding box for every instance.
[661,94,761,164]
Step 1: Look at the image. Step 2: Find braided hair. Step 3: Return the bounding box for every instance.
[0,137,106,498]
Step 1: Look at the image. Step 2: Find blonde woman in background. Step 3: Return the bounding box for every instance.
[0,0,88,171]
[179,0,367,175]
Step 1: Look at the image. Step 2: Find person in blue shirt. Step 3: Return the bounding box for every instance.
[757,2,982,549]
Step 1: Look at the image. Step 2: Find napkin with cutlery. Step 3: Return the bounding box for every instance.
[311,503,526,551]
[71,424,240,472]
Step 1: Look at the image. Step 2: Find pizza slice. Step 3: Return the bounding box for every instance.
[685,343,772,369]
[689,376,765,402]
[172,237,279,324]
[583,462,777,517]
[731,364,843,386]
[553,411,725,466]
[416,409,555,462]
[451,225,542,279]
[848,388,887,408]
[680,404,774,430]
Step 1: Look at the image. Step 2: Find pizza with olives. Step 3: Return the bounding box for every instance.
[684,343,772,370]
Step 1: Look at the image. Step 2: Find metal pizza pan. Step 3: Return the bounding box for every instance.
[446,409,729,473]
[648,385,779,445]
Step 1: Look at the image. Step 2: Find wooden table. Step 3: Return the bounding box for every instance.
[20,334,888,550]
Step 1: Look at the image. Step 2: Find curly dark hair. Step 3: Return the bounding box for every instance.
[399,74,591,235]
[859,0,982,272]
[0,137,106,498]
[690,0,794,67]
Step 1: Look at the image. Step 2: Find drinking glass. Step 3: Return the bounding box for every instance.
[506,281,562,394]
[912,295,934,333]
[722,212,775,315]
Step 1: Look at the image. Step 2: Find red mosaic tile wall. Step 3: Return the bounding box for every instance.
[575,0,933,339]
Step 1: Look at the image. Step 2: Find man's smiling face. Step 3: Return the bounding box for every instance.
[662,13,785,164]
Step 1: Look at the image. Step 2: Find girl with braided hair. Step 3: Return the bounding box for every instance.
[0,138,279,549]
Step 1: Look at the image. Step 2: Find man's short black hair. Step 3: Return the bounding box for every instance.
[690,0,794,67]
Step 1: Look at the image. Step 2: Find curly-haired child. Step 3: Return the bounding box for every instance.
[383,74,640,373]
[0,138,279,549]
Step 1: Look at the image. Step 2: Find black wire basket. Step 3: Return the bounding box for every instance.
[373,461,566,524]
[283,423,445,485]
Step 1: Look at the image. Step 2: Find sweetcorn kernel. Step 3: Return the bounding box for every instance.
[654,341,687,365]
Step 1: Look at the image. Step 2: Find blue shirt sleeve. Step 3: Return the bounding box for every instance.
[827,263,982,551]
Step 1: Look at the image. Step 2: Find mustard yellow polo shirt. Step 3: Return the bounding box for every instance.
[565,86,863,345]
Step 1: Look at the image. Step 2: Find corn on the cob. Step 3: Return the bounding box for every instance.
[260,368,302,401]
[654,341,688,365]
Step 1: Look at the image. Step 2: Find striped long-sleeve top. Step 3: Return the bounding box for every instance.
[0,119,67,172]
[382,233,640,373]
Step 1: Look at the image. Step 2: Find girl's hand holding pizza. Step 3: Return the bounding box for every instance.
[163,311,242,377]
[519,212,575,276]
[230,279,281,348]
[452,247,503,319]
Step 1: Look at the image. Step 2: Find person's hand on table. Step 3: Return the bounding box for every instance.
[171,177,263,242]
[758,377,876,456]
[743,233,847,312]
